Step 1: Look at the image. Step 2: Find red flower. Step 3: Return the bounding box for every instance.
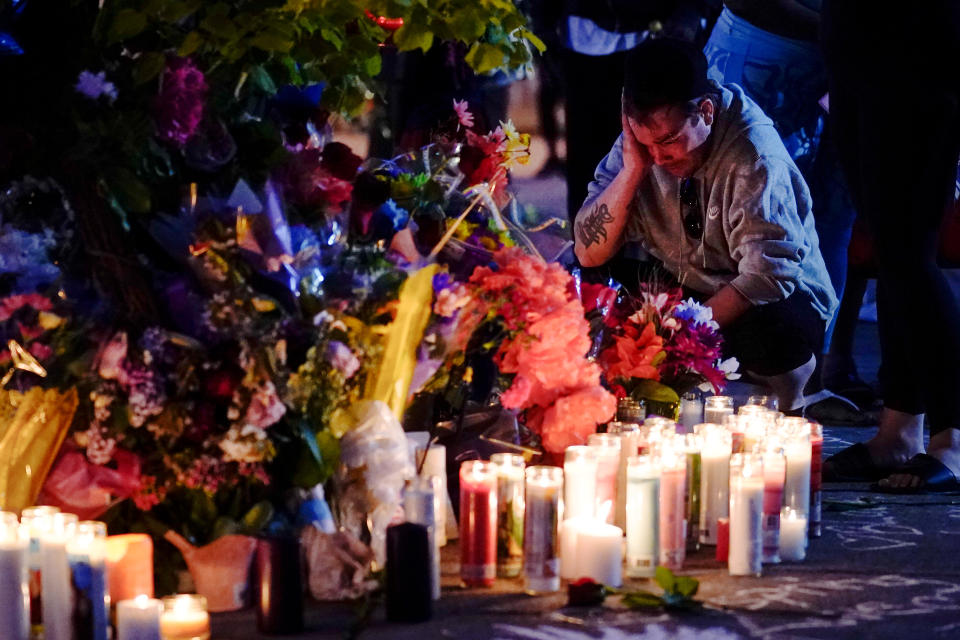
[600,320,663,381]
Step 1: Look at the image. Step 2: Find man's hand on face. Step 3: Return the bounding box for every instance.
[620,108,652,180]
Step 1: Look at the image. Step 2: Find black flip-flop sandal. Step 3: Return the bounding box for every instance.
[823,443,893,482]
[872,453,960,494]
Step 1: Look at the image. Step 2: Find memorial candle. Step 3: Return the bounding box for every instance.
[728,453,764,576]
[704,396,734,427]
[575,521,623,587]
[658,447,686,570]
[563,446,597,521]
[159,594,209,640]
[0,512,28,640]
[41,512,77,640]
[723,414,746,454]
[809,422,824,538]
[404,477,441,600]
[588,434,621,524]
[783,427,812,518]
[105,534,154,602]
[699,428,732,545]
[67,520,109,640]
[684,433,702,550]
[490,453,525,578]
[459,460,497,587]
[417,443,448,546]
[116,596,162,640]
[678,392,703,433]
[21,505,58,633]
[625,455,659,578]
[779,507,808,562]
[761,446,785,564]
[559,517,589,580]
[608,422,641,530]
[523,466,562,594]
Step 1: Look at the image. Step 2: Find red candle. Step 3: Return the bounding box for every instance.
[459,461,497,587]
[715,517,729,562]
[809,423,823,538]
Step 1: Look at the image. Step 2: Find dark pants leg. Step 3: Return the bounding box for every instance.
[822,0,960,434]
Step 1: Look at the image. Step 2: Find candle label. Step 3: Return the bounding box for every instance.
[69,560,108,640]
[762,513,781,562]
[685,453,701,549]
[29,568,42,629]
[460,563,496,582]
[809,491,822,537]
[523,493,559,584]
[496,495,524,577]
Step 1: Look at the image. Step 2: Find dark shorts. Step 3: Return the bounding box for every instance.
[720,292,826,377]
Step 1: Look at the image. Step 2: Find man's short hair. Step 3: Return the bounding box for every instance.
[623,38,714,119]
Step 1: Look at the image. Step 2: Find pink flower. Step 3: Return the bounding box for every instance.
[155,57,207,147]
[27,342,53,361]
[453,99,474,129]
[0,293,52,321]
[537,385,617,454]
[433,284,469,317]
[97,332,129,382]
[243,380,286,429]
[326,341,360,379]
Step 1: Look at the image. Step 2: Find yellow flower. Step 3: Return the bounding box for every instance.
[38,312,64,330]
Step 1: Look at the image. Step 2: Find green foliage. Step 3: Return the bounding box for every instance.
[616,567,702,612]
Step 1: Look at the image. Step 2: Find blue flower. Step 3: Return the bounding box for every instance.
[75,70,117,103]
[373,199,409,232]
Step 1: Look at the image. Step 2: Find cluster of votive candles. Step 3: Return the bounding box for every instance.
[445,395,822,592]
[0,506,210,640]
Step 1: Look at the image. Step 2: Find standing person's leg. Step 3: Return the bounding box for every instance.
[563,48,627,222]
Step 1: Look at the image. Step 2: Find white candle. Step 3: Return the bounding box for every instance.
[608,422,641,530]
[703,396,734,427]
[0,512,28,640]
[21,506,59,633]
[416,444,448,546]
[559,517,589,580]
[728,454,764,576]
[678,393,703,433]
[404,477,441,600]
[625,456,659,578]
[116,596,162,640]
[563,446,597,521]
[160,594,210,640]
[523,466,562,594]
[761,447,785,564]
[698,428,731,545]
[575,522,623,587]
[41,512,78,640]
[67,520,109,640]
[587,434,620,524]
[779,507,808,562]
[783,431,812,518]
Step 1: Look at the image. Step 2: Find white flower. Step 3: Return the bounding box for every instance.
[75,70,118,103]
[719,356,741,380]
[675,297,720,330]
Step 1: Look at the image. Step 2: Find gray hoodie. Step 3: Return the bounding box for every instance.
[585,82,838,322]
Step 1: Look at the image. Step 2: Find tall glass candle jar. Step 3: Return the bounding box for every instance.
[523,466,562,594]
[67,520,109,640]
[699,427,732,545]
[729,453,764,576]
[587,434,621,524]
[783,426,812,518]
[416,443,448,546]
[116,596,162,640]
[459,460,498,587]
[41,512,78,640]
[678,392,704,433]
[761,445,785,564]
[404,477,441,600]
[658,447,686,570]
[809,422,823,538]
[0,512,28,640]
[704,395,734,427]
[491,453,525,578]
[20,505,58,635]
[684,433,702,551]
[625,455,659,578]
[563,446,597,521]
[608,422,641,530]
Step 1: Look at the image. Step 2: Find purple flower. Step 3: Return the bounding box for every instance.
[75,70,117,103]
[155,57,207,147]
[326,340,360,379]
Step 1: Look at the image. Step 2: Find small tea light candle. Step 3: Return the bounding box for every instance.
[116,596,162,640]
[160,595,210,640]
[779,507,808,562]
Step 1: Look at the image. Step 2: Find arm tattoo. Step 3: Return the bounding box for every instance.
[576,203,615,248]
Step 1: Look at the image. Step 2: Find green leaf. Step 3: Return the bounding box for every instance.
[464,42,506,74]
[393,21,434,53]
[654,566,677,592]
[251,31,294,53]
[632,379,680,405]
[674,575,700,598]
[201,13,237,39]
[240,501,274,534]
[108,9,147,44]
[160,0,201,23]
[248,65,277,94]
[132,52,165,85]
[502,13,525,33]
[178,30,204,56]
[520,29,547,53]
[364,53,382,77]
[103,167,151,214]
[621,591,664,609]
[449,8,485,41]
[320,27,343,51]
